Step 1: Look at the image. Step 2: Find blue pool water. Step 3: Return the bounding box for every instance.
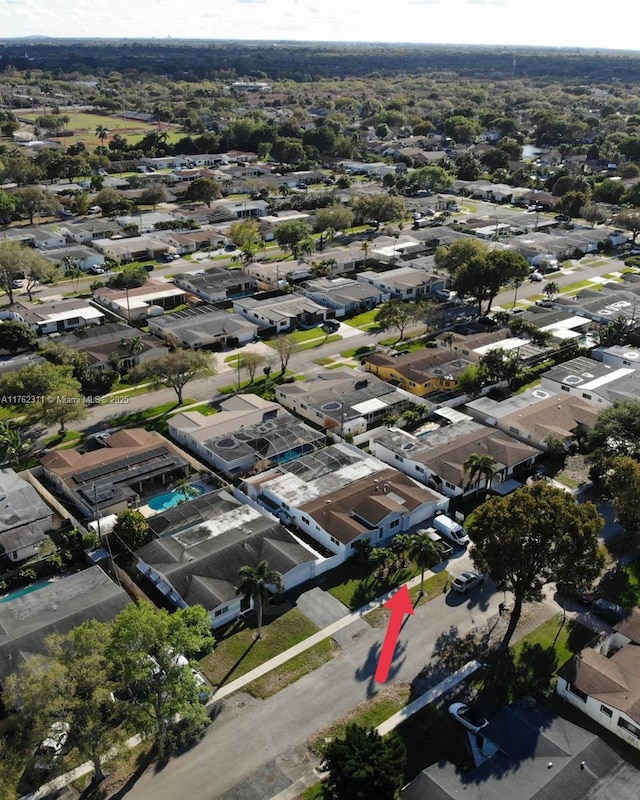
[147,485,205,512]
[0,579,52,604]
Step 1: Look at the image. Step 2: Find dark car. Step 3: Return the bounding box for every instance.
[592,598,626,624]
[143,263,155,272]
[554,214,571,222]
[478,315,497,326]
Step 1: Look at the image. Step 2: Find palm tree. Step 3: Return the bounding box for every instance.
[0,421,31,467]
[408,531,440,596]
[512,277,523,309]
[95,125,109,146]
[172,476,199,503]
[442,332,455,352]
[127,336,144,357]
[361,240,370,269]
[463,453,497,493]
[544,281,559,301]
[236,560,283,639]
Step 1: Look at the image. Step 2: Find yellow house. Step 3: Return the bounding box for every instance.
[364,350,471,397]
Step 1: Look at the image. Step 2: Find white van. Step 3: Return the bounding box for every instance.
[423,527,453,559]
[432,514,469,547]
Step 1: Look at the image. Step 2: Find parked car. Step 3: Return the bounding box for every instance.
[451,571,485,594]
[530,271,544,282]
[89,265,105,275]
[478,315,497,326]
[143,263,155,272]
[592,598,626,624]
[448,703,488,734]
[34,721,70,771]
[190,668,211,703]
[554,214,570,222]
[435,288,452,300]
[11,279,24,288]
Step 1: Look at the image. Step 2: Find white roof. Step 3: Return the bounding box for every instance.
[46,306,104,323]
[540,315,591,332]
[474,337,531,356]
[352,398,388,414]
[581,367,636,391]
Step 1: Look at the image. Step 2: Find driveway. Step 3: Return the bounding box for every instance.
[294,586,370,649]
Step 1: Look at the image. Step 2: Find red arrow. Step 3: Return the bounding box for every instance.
[374,584,415,684]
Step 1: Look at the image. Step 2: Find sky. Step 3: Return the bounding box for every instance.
[1,0,639,51]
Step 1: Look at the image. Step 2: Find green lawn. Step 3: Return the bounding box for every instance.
[107,398,196,427]
[198,608,322,691]
[365,571,451,628]
[242,638,336,700]
[43,430,82,447]
[344,309,379,329]
[511,613,594,670]
[309,683,412,756]
[322,558,444,611]
[293,334,342,352]
[340,345,375,359]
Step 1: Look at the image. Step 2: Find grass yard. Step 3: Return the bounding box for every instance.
[313,356,334,366]
[198,608,322,691]
[43,429,82,447]
[308,683,412,756]
[365,571,451,628]
[242,638,337,700]
[511,613,594,670]
[293,334,342,352]
[322,559,434,611]
[343,309,379,329]
[107,398,196,427]
[340,345,375,359]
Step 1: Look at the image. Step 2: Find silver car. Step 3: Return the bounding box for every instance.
[451,571,485,594]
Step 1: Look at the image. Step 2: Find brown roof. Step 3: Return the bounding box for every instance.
[558,646,640,723]
[415,427,541,486]
[300,469,440,544]
[366,349,470,385]
[41,428,181,481]
[614,608,640,644]
[500,396,598,442]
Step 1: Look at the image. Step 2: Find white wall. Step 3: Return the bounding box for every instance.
[557,677,640,751]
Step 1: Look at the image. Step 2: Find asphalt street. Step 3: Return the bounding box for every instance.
[107,553,503,800]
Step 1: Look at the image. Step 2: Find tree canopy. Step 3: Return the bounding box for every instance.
[469,482,603,649]
[322,723,406,800]
[132,348,213,404]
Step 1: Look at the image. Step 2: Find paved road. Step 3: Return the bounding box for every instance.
[108,558,503,800]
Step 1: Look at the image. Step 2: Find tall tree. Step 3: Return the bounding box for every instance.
[13,186,60,224]
[469,483,604,649]
[376,299,422,342]
[408,531,440,595]
[271,334,296,375]
[112,509,152,550]
[236,560,283,639]
[0,421,31,467]
[185,177,222,207]
[236,351,265,385]
[274,219,314,252]
[614,210,640,245]
[0,240,52,304]
[132,349,213,405]
[607,456,640,537]
[4,621,123,786]
[108,603,214,758]
[587,399,640,459]
[322,723,406,800]
[0,321,37,355]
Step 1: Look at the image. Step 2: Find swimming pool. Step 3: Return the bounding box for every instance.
[147,484,205,512]
[0,579,52,604]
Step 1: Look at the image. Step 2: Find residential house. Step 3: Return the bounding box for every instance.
[356,266,437,300]
[365,350,471,398]
[554,288,640,327]
[300,276,389,317]
[402,696,640,800]
[370,413,541,497]
[0,566,130,686]
[169,395,323,476]
[93,280,189,322]
[591,344,640,369]
[135,489,316,628]
[541,355,640,408]
[232,294,328,333]
[276,370,423,437]
[433,328,530,362]
[519,306,593,344]
[220,199,268,219]
[0,225,66,250]
[0,469,54,563]
[259,211,313,241]
[242,260,313,290]
[368,236,424,264]
[41,429,190,518]
[91,235,174,264]
[56,322,167,371]
[466,387,598,451]
[241,443,448,558]
[557,609,640,752]
[148,304,259,349]
[0,298,104,335]
[173,269,257,303]
[41,244,105,272]
[59,218,119,244]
